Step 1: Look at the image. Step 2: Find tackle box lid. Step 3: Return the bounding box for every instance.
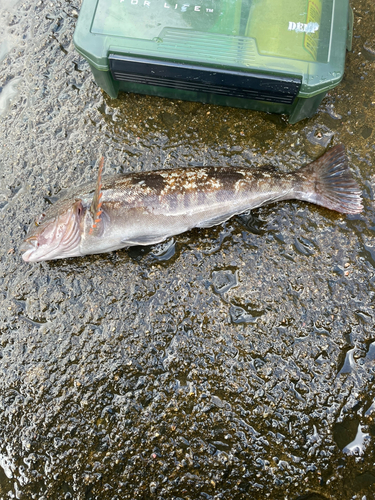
[73,0,352,98]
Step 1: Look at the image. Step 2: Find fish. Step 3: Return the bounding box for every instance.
[20,144,362,263]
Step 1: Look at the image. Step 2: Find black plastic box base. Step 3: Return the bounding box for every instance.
[91,64,326,125]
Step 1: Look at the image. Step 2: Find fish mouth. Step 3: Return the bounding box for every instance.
[20,237,39,262]
[21,211,82,262]
[21,228,82,262]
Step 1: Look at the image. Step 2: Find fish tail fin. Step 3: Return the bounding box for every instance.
[297,144,363,214]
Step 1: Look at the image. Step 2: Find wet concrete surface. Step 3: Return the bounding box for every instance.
[0,0,375,498]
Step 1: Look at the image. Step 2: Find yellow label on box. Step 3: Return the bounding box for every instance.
[245,0,323,63]
[304,0,322,60]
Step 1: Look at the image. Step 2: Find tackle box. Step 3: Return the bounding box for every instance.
[73,0,353,123]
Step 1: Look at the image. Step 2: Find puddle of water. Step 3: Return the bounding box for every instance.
[0,0,23,62]
[0,39,12,63]
[338,347,356,375]
[0,0,375,499]
[211,269,239,295]
[0,0,22,10]
[0,77,22,118]
[365,400,375,417]
[150,237,176,261]
[343,424,370,456]
[229,304,265,324]
[365,341,375,361]
[0,452,15,479]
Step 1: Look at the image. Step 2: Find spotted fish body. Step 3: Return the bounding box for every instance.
[21,145,363,262]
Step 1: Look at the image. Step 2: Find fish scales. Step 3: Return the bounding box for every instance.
[20,145,363,262]
[99,167,291,215]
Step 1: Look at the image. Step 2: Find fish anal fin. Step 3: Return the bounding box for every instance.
[121,234,171,246]
[89,157,104,235]
[196,212,237,229]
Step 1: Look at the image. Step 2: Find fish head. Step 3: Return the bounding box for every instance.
[21,199,85,262]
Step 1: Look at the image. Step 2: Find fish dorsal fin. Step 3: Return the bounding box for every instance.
[89,157,104,235]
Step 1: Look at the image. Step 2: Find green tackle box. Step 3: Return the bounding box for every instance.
[73,0,353,124]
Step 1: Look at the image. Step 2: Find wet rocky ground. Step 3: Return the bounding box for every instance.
[0,0,375,499]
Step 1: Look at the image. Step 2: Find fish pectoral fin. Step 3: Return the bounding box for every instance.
[89,157,104,236]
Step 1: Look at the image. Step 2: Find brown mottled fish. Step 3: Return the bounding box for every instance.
[20,144,362,262]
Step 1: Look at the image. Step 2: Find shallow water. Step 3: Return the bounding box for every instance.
[0,0,375,499]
